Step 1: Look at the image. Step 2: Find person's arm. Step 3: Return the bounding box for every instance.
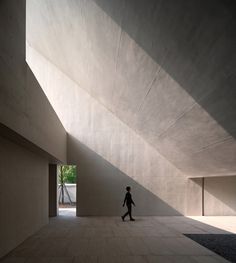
[123,193,127,206]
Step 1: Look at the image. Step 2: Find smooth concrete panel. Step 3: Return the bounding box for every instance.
[204,176,236,216]
[155,104,236,176]
[0,0,26,86]
[0,136,49,258]
[26,0,236,177]
[175,137,236,177]
[27,47,188,216]
[0,0,67,163]
[186,178,203,216]
[25,66,67,162]
[26,1,236,215]
[69,137,182,216]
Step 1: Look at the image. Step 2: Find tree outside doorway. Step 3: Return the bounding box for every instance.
[58,165,76,208]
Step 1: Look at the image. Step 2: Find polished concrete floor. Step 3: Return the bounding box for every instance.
[1,209,235,263]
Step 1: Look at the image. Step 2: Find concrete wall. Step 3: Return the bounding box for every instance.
[0,136,49,257]
[186,176,236,216]
[27,47,188,216]
[186,178,203,216]
[0,0,67,257]
[25,0,236,216]
[0,0,67,163]
[26,0,236,177]
[204,176,236,216]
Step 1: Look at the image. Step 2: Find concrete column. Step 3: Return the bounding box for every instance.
[49,164,58,217]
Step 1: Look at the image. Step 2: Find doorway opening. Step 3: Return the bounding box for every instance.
[58,165,77,216]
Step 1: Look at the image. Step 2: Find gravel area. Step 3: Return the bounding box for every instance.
[185,234,236,263]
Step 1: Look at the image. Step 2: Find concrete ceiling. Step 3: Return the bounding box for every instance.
[26,0,236,177]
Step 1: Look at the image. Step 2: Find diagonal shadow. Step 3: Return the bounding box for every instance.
[93,0,236,141]
[190,176,236,215]
[67,134,182,216]
[66,134,236,253]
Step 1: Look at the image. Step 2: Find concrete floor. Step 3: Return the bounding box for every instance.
[1,210,235,263]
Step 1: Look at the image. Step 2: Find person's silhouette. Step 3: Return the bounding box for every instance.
[121,186,135,221]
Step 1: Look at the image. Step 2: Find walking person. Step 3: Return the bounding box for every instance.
[121,186,135,221]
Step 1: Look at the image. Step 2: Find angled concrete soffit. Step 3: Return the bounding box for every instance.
[25,0,236,213]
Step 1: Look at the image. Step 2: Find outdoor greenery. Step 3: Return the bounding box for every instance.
[59,165,76,184]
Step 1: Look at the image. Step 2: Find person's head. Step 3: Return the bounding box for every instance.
[126,186,131,192]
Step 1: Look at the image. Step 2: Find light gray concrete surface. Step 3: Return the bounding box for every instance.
[0,0,67,163]
[26,0,236,177]
[204,176,236,216]
[0,0,67,257]
[27,48,188,216]
[25,0,236,217]
[3,0,236,259]
[187,176,236,216]
[186,178,203,216]
[1,213,233,263]
[0,136,49,258]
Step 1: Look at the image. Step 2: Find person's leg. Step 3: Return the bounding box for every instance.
[123,211,129,219]
[128,204,132,219]
[128,204,135,221]
[122,208,129,221]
